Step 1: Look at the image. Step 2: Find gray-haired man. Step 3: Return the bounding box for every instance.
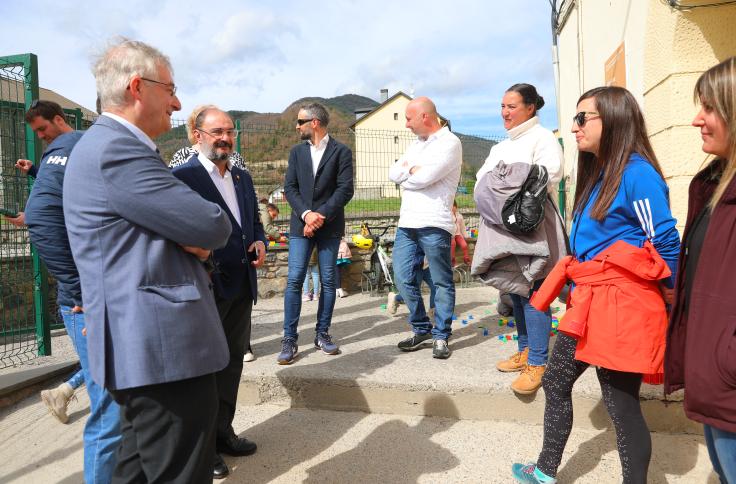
[64,38,232,483]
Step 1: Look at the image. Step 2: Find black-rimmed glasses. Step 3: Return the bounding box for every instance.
[140,77,177,96]
[573,111,600,127]
[296,118,314,126]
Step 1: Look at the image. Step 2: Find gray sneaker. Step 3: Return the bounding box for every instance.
[398,333,432,351]
[432,339,451,359]
[314,332,340,355]
[277,338,298,365]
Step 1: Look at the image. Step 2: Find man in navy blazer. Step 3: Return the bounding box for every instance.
[64,39,232,483]
[278,102,354,364]
[172,107,266,479]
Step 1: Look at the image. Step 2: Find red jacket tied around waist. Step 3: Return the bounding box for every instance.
[530,240,671,375]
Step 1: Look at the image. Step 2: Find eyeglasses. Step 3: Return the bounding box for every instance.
[196,128,239,139]
[296,118,314,126]
[140,77,177,96]
[573,111,600,127]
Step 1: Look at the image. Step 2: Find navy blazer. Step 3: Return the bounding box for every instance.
[173,155,267,302]
[284,136,354,239]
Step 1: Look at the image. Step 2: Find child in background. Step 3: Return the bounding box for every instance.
[335,238,352,298]
[451,200,471,267]
[302,248,319,301]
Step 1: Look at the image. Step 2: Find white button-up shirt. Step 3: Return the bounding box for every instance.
[309,133,330,177]
[198,154,241,228]
[388,126,462,235]
[301,133,331,220]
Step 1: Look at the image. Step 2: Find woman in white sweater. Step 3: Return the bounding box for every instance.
[476,83,564,394]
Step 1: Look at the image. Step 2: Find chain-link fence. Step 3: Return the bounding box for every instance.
[157,122,502,227]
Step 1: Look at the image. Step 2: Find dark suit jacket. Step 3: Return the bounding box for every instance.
[284,136,354,239]
[173,155,267,302]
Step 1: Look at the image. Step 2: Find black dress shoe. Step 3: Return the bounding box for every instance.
[217,433,258,457]
[213,453,229,479]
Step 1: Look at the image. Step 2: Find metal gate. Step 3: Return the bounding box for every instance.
[0,53,51,368]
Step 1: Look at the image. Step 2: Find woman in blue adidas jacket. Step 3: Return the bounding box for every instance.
[512,86,680,484]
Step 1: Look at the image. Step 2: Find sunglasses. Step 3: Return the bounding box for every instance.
[573,111,600,127]
[296,118,314,126]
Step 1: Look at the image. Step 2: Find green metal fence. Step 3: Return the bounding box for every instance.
[0,53,49,368]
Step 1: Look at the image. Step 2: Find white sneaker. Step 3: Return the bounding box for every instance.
[336,288,348,298]
[243,350,256,362]
[40,382,75,424]
[387,291,399,314]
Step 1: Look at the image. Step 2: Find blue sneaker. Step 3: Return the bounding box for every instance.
[512,463,556,483]
[277,338,298,365]
[314,332,340,355]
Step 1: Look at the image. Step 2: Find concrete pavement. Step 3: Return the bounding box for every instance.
[0,391,718,483]
[0,285,716,482]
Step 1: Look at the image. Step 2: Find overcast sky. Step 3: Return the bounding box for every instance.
[0,0,558,136]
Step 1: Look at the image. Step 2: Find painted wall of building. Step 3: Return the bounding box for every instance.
[556,0,736,230]
[354,95,413,199]
[644,0,736,228]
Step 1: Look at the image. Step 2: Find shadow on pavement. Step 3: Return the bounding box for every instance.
[557,399,708,483]
[303,394,460,483]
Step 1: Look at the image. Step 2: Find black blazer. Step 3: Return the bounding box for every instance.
[284,136,354,239]
[173,154,266,302]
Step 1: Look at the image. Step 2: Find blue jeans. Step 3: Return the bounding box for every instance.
[510,280,552,366]
[394,268,436,309]
[68,368,84,389]
[61,305,121,483]
[392,227,454,340]
[704,424,736,483]
[302,265,320,296]
[283,236,340,340]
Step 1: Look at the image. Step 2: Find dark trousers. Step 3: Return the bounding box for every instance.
[110,373,218,484]
[537,333,650,483]
[214,284,253,439]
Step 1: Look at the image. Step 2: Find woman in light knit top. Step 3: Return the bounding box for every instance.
[475,83,564,394]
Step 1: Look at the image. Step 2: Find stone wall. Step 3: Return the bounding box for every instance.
[257,238,478,299]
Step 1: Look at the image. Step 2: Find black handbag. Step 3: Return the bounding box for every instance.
[501,164,549,234]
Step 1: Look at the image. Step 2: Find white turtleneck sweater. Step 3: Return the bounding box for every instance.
[475,116,563,193]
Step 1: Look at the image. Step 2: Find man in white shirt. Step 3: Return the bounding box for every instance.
[278,103,354,364]
[388,97,462,359]
[172,107,266,479]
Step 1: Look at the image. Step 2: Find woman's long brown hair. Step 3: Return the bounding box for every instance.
[572,86,664,221]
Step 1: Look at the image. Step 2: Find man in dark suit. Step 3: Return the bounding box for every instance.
[278,102,354,364]
[64,39,232,483]
[172,107,267,479]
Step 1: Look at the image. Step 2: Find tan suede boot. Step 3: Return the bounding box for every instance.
[496,347,529,372]
[40,382,75,424]
[511,364,546,395]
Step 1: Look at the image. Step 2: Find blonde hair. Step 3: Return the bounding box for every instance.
[694,57,736,210]
[186,104,217,144]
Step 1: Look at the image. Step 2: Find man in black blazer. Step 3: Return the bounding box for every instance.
[172,107,266,479]
[278,102,354,364]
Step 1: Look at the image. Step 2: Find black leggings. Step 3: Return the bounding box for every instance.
[536,334,651,484]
